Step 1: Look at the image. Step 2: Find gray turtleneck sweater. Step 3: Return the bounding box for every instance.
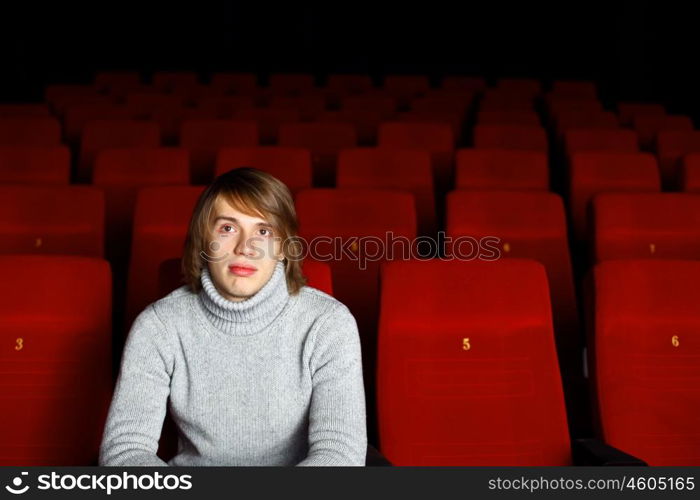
[98,260,367,466]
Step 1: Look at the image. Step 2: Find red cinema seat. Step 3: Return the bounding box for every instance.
[395,111,464,138]
[0,146,70,184]
[179,119,258,184]
[337,148,436,236]
[681,153,700,193]
[125,93,186,115]
[79,120,161,182]
[377,259,571,465]
[473,124,548,152]
[93,148,190,261]
[446,190,580,373]
[278,122,357,186]
[0,255,112,465]
[569,152,660,241]
[455,149,549,191]
[546,96,603,121]
[0,104,50,117]
[551,80,597,99]
[0,185,104,257]
[209,73,258,95]
[378,122,455,193]
[326,74,374,95]
[233,107,300,145]
[477,110,541,126]
[410,95,473,115]
[564,129,639,157]
[152,71,199,92]
[656,130,700,189]
[296,188,417,363]
[316,109,383,145]
[214,147,312,194]
[440,76,486,92]
[126,186,205,326]
[592,193,700,263]
[0,117,62,147]
[632,114,693,151]
[591,260,700,465]
[268,74,315,96]
[617,102,665,127]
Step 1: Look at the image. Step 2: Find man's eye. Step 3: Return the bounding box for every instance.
[221,225,234,233]
[260,228,272,236]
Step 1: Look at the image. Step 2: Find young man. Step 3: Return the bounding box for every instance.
[99,167,367,466]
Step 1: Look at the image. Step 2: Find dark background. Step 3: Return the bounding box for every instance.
[0,1,695,116]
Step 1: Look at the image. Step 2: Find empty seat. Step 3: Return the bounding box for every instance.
[591,260,700,465]
[214,147,312,193]
[93,148,190,263]
[179,119,258,184]
[268,74,315,96]
[337,148,436,235]
[617,102,665,127]
[656,130,700,188]
[593,193,700,263]
[45,85,108,115]
[0,146,70,184]
[0,185,104,257]
[126,186,205,326]
[396,110,464,138]
[378,122,455,192]
[194,96,256,117]
[0,104,50,117]
[0,255,112,465]
[233,108,300,144]
[564,129,639,156]
[278,122,356,186]
[480,90,535,111]
[632,114,693,151]
[455,149,549,191]
[569,152,660,241]
[95,71,141,97]
[446,190,580,373]
[473,124,548,152]
[378,259,571,465]
[681,153,700,192]
[0,117,62,147]
[79,120,161,182]
[410,95,472,114]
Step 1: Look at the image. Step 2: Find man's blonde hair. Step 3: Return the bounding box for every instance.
[182,167,306,294]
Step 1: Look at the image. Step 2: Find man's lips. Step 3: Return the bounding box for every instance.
[228,264,257,277]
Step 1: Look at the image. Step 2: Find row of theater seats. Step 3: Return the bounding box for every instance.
[2,255,697,466]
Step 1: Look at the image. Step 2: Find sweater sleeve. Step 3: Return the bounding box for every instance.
[297,304,367,466]
[99,306,174,466]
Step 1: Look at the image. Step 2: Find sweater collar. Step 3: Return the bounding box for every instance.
[198,260,290,336]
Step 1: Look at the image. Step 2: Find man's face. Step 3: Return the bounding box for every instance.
[205,196,283,302]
